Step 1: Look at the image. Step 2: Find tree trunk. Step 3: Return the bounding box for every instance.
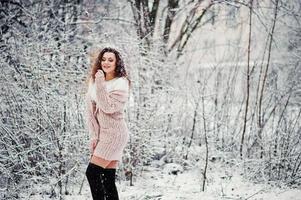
[240,0,253,159]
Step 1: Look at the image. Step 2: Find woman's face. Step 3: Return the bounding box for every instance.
[101,52,117,76]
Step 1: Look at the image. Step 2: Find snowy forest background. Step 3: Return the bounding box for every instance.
[0,0,300,199]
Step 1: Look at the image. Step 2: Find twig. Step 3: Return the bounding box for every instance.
[245,188,265,199]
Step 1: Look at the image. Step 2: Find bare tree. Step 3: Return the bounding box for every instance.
[129,0,215,56]
[240,0,253,159]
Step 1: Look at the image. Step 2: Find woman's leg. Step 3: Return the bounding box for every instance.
[85,162,105,200]
[89,156,119,199]
[102,167,119,200]
[106,160,118,169]
[86,156,115,200]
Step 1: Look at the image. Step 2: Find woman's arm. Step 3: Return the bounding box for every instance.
[94,70,129,114]
[85,91,99,140]
[85,91,100,154]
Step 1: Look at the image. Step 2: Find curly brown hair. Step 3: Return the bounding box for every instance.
[88,47,131,88]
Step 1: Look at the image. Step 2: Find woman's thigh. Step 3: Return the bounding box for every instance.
[90,155,118,169]
[106,160,118,169]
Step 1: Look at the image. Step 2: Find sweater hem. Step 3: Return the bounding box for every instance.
[93,151,122,162]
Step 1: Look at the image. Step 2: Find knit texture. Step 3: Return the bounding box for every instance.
[85,75,130,161]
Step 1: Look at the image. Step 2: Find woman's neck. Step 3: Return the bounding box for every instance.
[105,74,116,81]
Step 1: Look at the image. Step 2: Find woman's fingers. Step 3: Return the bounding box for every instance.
[96,70,104,78]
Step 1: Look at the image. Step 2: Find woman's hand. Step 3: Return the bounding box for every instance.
[90,139,98,154]
[95,69,105,82]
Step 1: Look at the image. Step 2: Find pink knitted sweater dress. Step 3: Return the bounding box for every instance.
[85,75,130,162]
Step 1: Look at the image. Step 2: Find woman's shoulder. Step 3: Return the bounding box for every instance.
[113,77,129,92]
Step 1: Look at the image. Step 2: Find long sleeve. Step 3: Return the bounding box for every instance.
[94,77,129,114]
[85,91,99,140]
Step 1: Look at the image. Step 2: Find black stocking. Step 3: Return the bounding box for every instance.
[85,162,105,200]
[101,168,119,200]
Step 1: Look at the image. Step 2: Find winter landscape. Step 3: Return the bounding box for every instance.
[1,0,300,199]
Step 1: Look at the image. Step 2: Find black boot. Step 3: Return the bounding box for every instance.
[101,168,119,200]
[85,162,105,200]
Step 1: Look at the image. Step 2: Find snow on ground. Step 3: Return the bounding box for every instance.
[28,161,301,200]
[115,161,301,200]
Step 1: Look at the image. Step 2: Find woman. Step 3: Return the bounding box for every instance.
[85,47,131,200]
